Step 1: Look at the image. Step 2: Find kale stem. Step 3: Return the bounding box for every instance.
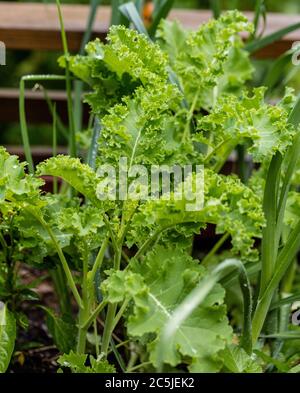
[25,207,83,309]
[103,215,119,254]
[101,241,122,355]
[90,235,109,282]
[94,319,100,357]
[81,300,107,330]
[111,299,129,332]
[0,231,8,259]
[101,303,118,355]
[127,362,152,373]
[77,243,90,354]
[182,89,199,142]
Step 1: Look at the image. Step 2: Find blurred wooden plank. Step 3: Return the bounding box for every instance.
[6,145,67,162]
[0,88,90,124]
[0,3,110,51]
[0,2,299,57]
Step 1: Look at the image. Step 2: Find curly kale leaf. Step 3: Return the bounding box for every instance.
[102,246,232,372]
[98,83,197,167]
[58,351,115,373]
[128,170,264,261]
[198,88,297,165]
[60,26,169,116]
[37,155,101,205]
[157,11,253,111]
[0,147,42,205]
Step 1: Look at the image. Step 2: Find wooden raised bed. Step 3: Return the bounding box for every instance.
[0,2,300,159]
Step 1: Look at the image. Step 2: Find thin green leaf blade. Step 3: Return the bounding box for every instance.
[0,303,16,373]
[245,22,300,54]
[149,0,175,37]
[119,1,150,37]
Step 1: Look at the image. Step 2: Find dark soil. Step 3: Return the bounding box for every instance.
[8,267,60,373]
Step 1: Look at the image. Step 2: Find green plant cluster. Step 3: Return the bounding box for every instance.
[0,6,300,373]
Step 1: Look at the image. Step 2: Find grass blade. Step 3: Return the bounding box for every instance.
[209,0,221,19]
[263,49,295,92]
[19,78,34,174]
[135,0,144,13]
[252,220,300,343]
[260,152,282,292]
[111,0,130,26]
[52,103,58,194]
[38,85,69,141]
[19,74,66,174]
[74,0,102,133]
[119,1,150,37]
[252,0,266,40]
[148,0,175,38]
[245,22,300,54]
[56,0,76,157]
[260,332,300,339]
[270,294,300,311]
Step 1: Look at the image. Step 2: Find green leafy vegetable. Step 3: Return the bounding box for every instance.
[103,246,232,372]
[0,303,16,373]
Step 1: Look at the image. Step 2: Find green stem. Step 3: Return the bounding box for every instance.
[127,362,152,373]
[134,228,165,259]
[101,303,118,355]
[19,78,34,173]
[201,232,230,267]
[26,207,83,308]
[276,132,300,246]
[260,152,282,293]
[111,299,129,332]
[209,0,221,19]
[90,235,109,282]
[252,219,300,343]
[101,241,122,355]
[19,74,66,174]
[93,319,100,357]
[52,103,58,194]
[237,145,248,183]
[81,300,107,330]
[74,0,101,133]
[0,231,7,259]
[182,89,199,143]
[56,0,76,157]
[103,215,119,254]
[204,137,232,165]
[38,85,68,141]
[134,221,195,260]
[76,244,90,354]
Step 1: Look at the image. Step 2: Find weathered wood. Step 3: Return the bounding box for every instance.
[6,145,67,163]
[0,2,299,57]
[0,88,89,124]
[0,3,299,127]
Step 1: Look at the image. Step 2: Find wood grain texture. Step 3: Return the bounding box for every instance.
[0,88,90,124]
[0,3,299,126]
[0,2,299,57]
